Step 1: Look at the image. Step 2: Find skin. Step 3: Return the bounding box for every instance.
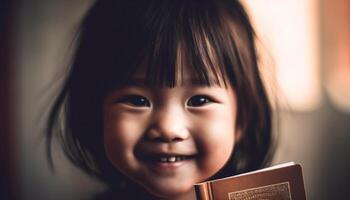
[103,70,239,200]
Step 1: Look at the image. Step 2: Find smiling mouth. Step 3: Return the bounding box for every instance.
[140,154,195,164]
[158,155,190,163]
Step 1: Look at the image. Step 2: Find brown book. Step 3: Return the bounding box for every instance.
[194,162,306,200]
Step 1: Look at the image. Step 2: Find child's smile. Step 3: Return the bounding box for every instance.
[103,71,239,199]
[135,138,198,173]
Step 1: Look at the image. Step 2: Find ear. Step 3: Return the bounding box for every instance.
[234,128,243,144]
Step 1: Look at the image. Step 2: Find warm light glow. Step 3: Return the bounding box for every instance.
[242,0,321,111]
[324,0,350,113]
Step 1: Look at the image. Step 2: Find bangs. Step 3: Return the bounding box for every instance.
[102,1,239,89]
[141,1,229,88]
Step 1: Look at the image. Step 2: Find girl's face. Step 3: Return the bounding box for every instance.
[103,68,238,199]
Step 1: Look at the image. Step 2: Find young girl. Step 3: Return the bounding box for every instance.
[47,0,273,199]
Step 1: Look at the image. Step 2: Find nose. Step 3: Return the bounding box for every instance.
[146,106,189,142]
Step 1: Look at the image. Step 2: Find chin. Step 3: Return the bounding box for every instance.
[142,181,193,199]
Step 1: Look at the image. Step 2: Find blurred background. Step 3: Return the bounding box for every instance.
[1,0,349,199]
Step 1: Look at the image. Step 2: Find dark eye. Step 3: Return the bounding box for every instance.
[118,95,151,107]
[187,95,213,107]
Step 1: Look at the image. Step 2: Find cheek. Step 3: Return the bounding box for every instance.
[200,122,235,160]
[194,109,236,173]
[195,108,236,146]
[103,111,146,168]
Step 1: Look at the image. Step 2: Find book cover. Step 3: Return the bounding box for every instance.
[194,162,306,200]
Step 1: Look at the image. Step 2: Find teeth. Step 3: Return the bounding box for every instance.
[168,156,176,162]
[158,156,185,162]
[160,157,168,162]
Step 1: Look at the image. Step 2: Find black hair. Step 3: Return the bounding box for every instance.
[47,0,273,189]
